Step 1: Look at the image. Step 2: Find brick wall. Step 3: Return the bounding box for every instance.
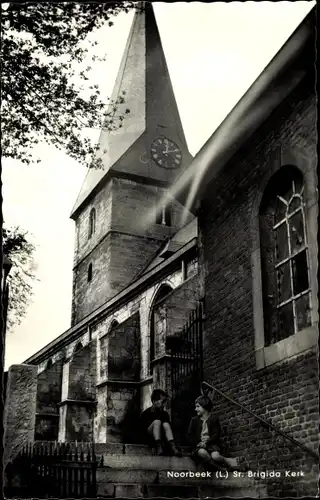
[199,77,318,496]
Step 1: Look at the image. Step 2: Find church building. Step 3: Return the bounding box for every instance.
[4,3,318,498]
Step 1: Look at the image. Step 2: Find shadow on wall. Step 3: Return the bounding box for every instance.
[107,390,142,444]
[119,389,142,444]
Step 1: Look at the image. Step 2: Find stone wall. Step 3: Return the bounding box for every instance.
[68,341,97,401]
[4,365,37,468]
[71,175,194,326]
[199,76,318,496]
[32,253,197,443]
[73,180,113,266]
[106,385,141,444]
[108,313,140,381]
[65,403,95,442]
[58,340,97,441]
[36,364,61,412]
[111,178,194,238]
[153,274,201,357]
[71,236,113,325]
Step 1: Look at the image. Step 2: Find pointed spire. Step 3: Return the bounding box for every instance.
[71,2,192,218]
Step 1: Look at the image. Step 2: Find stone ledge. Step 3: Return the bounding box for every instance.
[35,413,59,418]
[96,379,140,389]
[95,443,192,456]
[95,443,124,455]
[57,399,97,407]
[100,455,197,471]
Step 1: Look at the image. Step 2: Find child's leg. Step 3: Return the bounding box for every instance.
[147,419,162,441]
[211,451,245,470]
[147,420,164,455]
[162,423,181,456]
[162,422,174,441]
[196,447,212,465]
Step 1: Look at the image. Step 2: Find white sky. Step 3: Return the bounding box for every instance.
[3,1,315,369]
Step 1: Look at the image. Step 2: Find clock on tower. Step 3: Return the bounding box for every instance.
[150,137,182,169]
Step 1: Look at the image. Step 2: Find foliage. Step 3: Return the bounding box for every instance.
[0,1,138,168]
[2,226,36,330]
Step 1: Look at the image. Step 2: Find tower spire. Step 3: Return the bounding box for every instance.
[71,2,192,218]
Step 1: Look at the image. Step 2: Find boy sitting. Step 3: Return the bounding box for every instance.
[140,389,181,456]
[187,395,248,471]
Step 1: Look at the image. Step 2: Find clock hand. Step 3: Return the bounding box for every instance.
[167,148,180,154]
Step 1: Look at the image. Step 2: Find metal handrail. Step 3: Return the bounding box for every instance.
[202,381,319,461]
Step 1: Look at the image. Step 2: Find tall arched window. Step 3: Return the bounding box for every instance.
[46,359,53,370]
[74,342,83,353]
[87,263,93,283]
[88,208,96,239]
[110,319,119,331]
[149,284,173,373]
[156,205,171,226]
[259,166,311,346]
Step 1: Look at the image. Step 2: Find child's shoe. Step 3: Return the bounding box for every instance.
[168,442,182,457]
[155,442,165,456]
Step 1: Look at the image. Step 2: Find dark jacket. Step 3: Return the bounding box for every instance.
[187,414,221,449]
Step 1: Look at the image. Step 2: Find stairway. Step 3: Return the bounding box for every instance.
[95,444,268,498]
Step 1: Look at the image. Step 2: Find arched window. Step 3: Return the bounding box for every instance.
[149,284,173,373]
[259,166,311,346]
[110,319,119,331]
[87,263,93,283]
[46,359,53,369]
[88,208,96,239]
[156,205,171,226]
[74,342,83,353]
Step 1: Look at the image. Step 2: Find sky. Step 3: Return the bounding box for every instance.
[2,1,315,369]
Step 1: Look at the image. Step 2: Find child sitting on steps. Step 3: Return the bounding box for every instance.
[140,389,181,457]
[187,395,248,471]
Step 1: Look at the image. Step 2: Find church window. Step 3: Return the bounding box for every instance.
[259,167,311,346]
[156,205,171,226]
[149,284,173,374]
[110,319,119,331]
[46,359,53,369]
[74,342,83,353]
[88,208,96,239]
[185,256,198,280]
[87,263,93,283]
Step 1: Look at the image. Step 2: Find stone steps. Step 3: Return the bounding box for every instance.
[95,443,192,456]
[98,479,266,498]
[96,453,268,498]
[94,444,268,497]
[100,454,197,471]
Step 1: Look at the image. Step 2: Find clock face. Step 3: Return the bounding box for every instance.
[150,137,182,169]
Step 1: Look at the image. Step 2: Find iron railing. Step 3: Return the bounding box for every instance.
[167,302,204,444]
[5,441,100,498]
[201,381,319,462]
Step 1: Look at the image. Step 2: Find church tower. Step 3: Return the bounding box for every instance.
[70,3,194,325]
